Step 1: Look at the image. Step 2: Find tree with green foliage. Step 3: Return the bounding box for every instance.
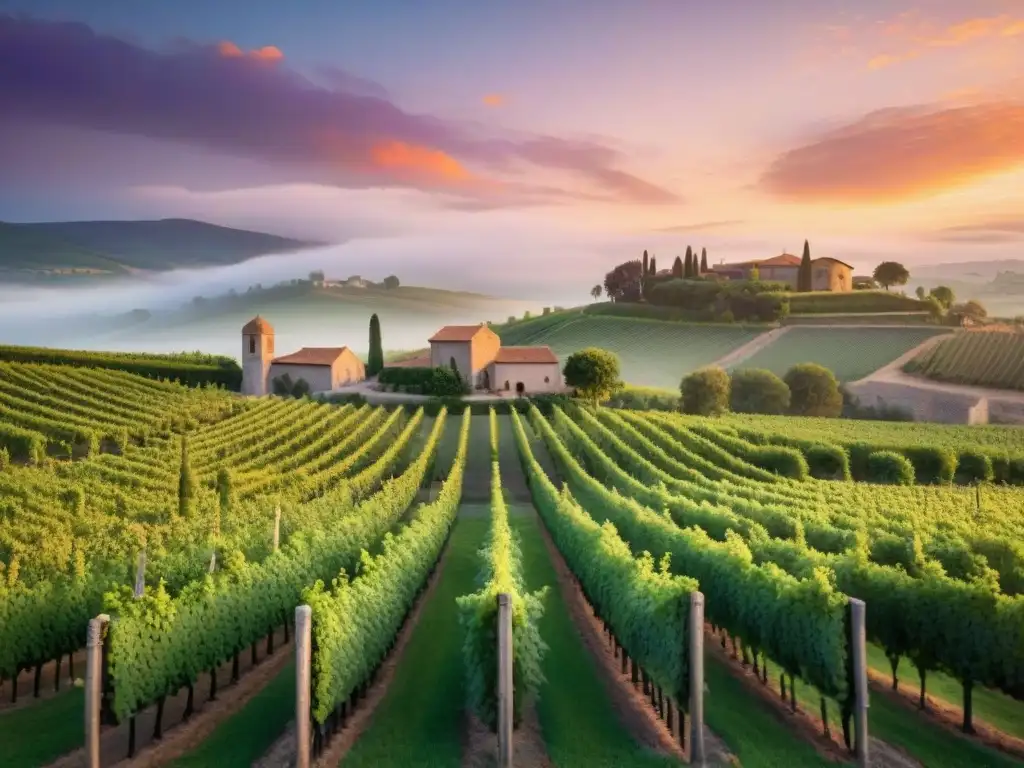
[929,285,955,308]
[797,240,812,292]
[684,246,694,278]
[915,286,926,300]
[873,261,910,291]
[700,248,708,273]
[563,348,623,405]
[729,368,791,414]
[680,366,730,416]
[590,284,602,301]
[178,434,195,518]
[650,256,657,274]
[672,255,684,278]
[367,313,384,376]
[642,249,649,277]
[216,467,234,521]
[784,363,843,417]
[382,275,400,289]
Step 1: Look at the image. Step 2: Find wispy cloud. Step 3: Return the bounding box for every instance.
[757,99,1024,203]
[930,217,1024,243]
[656,220,744,233]
[0,15,677,208]
[866,13,1024,70]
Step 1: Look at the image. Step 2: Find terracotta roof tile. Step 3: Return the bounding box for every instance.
[242,315,273,334]
[272,347,350,366]
[811,256,854,269]
[493,346,559,364]
[758,253,801,267]
[428,324,488,342]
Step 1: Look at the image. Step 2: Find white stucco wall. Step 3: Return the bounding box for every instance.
[268,363,333,394]
[490,362,564,394]
[430,342,474,384]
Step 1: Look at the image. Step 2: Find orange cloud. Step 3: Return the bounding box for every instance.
[866,14,1024,70]
[370,140,471,183]
[250,46,284,62]
[217,40,283,62]
[482,94,504,107]
[758,100,1024,203]
[217,41,244,58]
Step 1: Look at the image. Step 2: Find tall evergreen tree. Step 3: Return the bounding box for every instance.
[650,256,657,275]
[642,249,649,276]
[700,248,708,273]
[367,313,384,376]
[672,255,684,278]
[684,246,694,278]
[798,240,812,292]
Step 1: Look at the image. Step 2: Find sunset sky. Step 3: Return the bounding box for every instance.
[1,0,1023,295]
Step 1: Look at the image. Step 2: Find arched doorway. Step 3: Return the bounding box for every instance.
[480,369,490,391]
[515,381,525,396]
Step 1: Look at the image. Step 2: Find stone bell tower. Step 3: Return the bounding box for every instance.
[241,315,274,395]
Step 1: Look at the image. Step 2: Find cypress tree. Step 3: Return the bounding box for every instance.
[650,256,657,275]
[672,256,684,278]
[684,246,694,278]
[700,248,708,273]
[178,435,194,518]
[798,240,812,292]
[642,249,649,276]
[367,313,384,376]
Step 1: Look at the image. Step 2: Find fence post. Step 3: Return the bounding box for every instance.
[689,592,705,766]
[295,605,312,768]
[133,549,147,598]
[850,598,869,768]
[497,592,513,768]
[86,614,110,768]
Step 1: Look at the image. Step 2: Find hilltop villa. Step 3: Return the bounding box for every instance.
[241,316,365,396]
[711,253,854,292]
[387,324,565,395]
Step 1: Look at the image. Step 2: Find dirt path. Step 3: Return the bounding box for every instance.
[706,636,923,768]
[852,334,1024,404]
[532,508,731,765]
[46,626,291,768]
[711,326,792,370]
[0,648,86,713]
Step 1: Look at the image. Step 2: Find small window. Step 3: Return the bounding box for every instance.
[249,337,256,354]
[544,376,550,383]
[504,381,510,391]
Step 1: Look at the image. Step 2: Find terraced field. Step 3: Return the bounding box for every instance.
[2,360,1023,768]
[905,330,1024,391]
[735,326,951,381]
[500,315,763,389]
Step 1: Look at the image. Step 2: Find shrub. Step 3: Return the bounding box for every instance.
[805,444,851,480]
[758,446,810,479]
[604,386,679,411]
[784,363,842,417]
[729,369,791,415]
[900,445,957,484]
[955,450,994,484]
[378,366,467,396]
[680,366,730,416]
[866,451,915,485]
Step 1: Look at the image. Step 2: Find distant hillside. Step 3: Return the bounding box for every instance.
[0,218,322,280]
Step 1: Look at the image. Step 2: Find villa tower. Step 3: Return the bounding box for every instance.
[241,315,274,395]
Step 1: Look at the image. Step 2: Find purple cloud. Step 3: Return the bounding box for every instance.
[0,15,678,207]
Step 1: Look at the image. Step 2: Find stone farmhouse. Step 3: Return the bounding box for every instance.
[388,324,565,395]
[241,316,365,396]
[712,253,854,292]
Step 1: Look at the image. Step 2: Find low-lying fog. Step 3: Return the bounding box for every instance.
[0,238,589,359]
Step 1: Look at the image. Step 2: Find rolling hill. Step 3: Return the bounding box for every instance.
[0,218,321,280]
